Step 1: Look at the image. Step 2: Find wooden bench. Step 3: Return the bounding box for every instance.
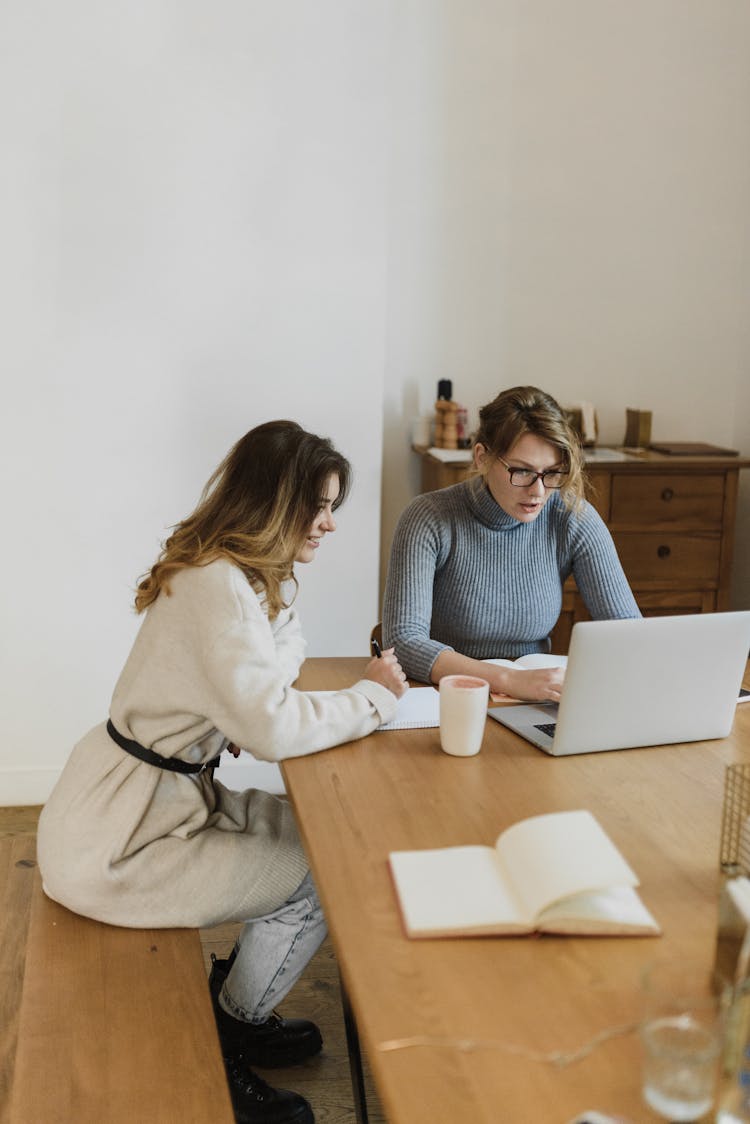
[9,866,234,1124]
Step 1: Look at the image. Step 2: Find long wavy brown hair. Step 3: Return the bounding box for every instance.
[473,385,586,509]
[135,420,351,618]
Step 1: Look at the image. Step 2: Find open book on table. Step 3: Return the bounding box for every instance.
[483,653,567,704]
[388,809,660,938]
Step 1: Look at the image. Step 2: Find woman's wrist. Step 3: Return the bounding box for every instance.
[431,649,506,693]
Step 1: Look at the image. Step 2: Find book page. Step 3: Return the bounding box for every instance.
[515,654,567,671]
[483,655,567,670]
[537,886,660,935]
[495,810,639,923]
[389,846,530,937]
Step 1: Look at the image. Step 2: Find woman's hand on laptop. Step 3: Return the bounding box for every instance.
[506,667,564,703]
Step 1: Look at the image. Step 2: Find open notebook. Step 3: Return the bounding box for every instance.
[489,612,750,756]
[377,687,440,730]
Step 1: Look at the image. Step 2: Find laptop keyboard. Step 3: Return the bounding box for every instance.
[534,722,557,738]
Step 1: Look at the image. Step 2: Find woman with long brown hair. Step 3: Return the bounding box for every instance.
[383,385,639,702]
[38,420,406,1124]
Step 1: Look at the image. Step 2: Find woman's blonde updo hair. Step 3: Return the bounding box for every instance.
[474,385,586,508]
[134,420,351,619]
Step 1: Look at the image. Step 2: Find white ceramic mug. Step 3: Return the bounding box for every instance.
[439,675,490,757]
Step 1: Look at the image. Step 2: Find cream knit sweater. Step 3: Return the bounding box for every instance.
[38,559,396,928]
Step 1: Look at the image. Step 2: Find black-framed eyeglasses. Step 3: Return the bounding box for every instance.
[497,457,569,489]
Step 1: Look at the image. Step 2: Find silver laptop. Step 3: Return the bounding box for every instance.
[489,612,750,756]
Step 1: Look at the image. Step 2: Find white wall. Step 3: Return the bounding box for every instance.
[4,1,750,806]
[383,0,750,602]
[733,373,750,611]
[1,1,386,804]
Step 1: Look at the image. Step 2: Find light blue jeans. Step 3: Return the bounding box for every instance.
[218,871,327,1025]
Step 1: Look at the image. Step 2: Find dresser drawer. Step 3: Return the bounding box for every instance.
[612,531,721,585]
[610,474,724,528]
[636,590,717,614]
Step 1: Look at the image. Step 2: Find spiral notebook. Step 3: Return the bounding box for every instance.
[378,687,440,730]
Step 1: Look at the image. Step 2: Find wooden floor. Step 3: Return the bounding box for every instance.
[0,806,385,1124]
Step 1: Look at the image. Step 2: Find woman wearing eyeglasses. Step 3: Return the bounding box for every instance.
[382,385,640,703]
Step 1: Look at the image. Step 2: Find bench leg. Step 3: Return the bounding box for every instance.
[339,971,369,1124]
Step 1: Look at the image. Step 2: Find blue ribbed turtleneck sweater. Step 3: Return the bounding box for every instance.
[382,475,640,683]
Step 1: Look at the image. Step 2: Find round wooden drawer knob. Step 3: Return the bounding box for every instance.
[657,544,671,559]
[661,488,674,502]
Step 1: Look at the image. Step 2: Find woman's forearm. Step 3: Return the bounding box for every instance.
[430,649,564,703]
[430,649,510,694]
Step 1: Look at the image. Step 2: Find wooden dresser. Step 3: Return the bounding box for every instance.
[415,446,750,652]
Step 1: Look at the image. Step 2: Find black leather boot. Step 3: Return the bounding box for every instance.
[210,954,323,1068]
[223,1053,314,1124]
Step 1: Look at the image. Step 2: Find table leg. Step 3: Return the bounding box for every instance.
[339,970,369,1124]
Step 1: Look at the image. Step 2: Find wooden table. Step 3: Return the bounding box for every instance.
[283,658,750,1124]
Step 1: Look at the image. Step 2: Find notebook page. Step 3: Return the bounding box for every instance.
[378,687,440,730]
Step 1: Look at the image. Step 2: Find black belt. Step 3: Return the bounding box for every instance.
[106,719,221,775]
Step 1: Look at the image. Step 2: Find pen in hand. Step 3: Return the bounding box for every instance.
[368,637,407,697]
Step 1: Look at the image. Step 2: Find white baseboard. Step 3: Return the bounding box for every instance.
[1,769,62,807]
[1,759,285,807]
